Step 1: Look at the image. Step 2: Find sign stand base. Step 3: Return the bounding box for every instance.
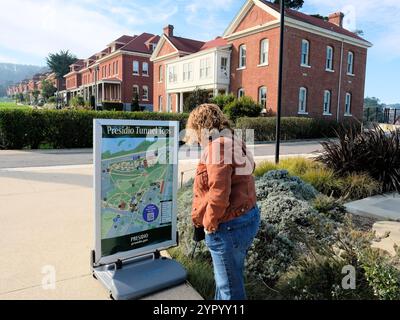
[92,251,187,300]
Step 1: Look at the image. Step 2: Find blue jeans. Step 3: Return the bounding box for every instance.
[205,206,260,300]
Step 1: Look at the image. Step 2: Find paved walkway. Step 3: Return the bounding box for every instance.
[345,193,400,256]
[0,164,202,300]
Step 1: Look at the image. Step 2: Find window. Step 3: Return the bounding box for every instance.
[345,93,352,115]
[159,65,163,82]
[142,62,149,76]
[326,46,333,71]
[238,88,245,98]
[258,86,267,109]
[133,61,139,75]
[200,58,211,78]
[142,86,149,100]
[150,43,157,51]
[298,87,308,113]
[260,39,269,65]
[183,63,193,81]
[301,40,310,66]
[239,45,246,68]
[158,95,162,112]
[220,57,228,77]
[323,90,331,114]
[108,64,111,77]
[347,51,354,75]
[116,61,119,75]
[132,85,139,99]
[168,66,177,83]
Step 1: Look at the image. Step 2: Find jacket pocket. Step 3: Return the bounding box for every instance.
[196,169,208,189]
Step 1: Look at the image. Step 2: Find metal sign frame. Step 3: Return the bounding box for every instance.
[93,119,179,266]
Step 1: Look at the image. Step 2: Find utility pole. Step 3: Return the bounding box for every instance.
[275,0,285,164]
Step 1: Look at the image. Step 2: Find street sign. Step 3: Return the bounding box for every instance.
[93,119,179,266]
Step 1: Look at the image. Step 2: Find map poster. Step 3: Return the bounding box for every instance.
[93,119,178,264]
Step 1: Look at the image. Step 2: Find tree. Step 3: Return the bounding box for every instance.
[46,50,77,90]
[32,89,40,105]
[183,88,210,113]
[41,80,57,101]
[210,93,236,110]
[223,96,263,122]
[310,14,328,21]
[273,0,304,10]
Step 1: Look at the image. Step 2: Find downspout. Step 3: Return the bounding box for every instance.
[336,40,344,122]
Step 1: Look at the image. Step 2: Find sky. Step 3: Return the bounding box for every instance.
[0,0,399,104]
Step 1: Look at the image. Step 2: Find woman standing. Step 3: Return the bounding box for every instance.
[185,104,260,300]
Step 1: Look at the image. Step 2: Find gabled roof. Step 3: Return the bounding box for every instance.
[199,37,228,51]
[166,35,205,53]
[110,35,136,45]
[121,32,160,54]
[260,0,367,42]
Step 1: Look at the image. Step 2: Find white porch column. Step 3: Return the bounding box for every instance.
[166,93,171,113]
[102,83,104,102]
[175,93,179,113]
[179,92,184,113]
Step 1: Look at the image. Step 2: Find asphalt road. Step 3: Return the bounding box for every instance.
[0,140,325,169]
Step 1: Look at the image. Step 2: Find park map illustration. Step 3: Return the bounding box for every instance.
[100,134,173,242]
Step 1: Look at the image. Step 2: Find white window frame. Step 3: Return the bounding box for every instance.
[298,87,308,114]
[132,85,139,99]
[347,51,354,75]
[133,61,139,75]
[200,59,210,79]
[238,88,245,98]
[220,57,228,77]
[158,95,162,112]
[159,65,163,82]
[183,63,193,81]
[259,39,269,66]
[238,44,246,69]
[168,66,177,83]
[142,86,149,101]
[142,62,149,76]
[323,90,332,115]
[326,46,334,71]
[258,86,267,109]
[301,40,310,67]
[345,93,352,116]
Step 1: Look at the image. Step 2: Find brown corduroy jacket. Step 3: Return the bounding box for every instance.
[191,136,257,232]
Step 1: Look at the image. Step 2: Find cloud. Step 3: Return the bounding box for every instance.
[0,0,179,64]
[304,0,400,59]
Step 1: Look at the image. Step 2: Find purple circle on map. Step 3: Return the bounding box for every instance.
[143,204,159,222]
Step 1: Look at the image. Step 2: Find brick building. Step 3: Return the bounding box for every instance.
[152,0,372,120]
[64,33,159,110]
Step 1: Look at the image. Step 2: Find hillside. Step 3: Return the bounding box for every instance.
[0,63,48,96]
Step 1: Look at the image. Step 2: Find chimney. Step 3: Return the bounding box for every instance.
[163,24,174,37]
[328,12,344,28]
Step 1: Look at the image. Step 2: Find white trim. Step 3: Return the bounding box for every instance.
[164,45,231,64]
[300,64,311,68]
[344,113,353,117]
[325,69,335,73]
[347,73,355,77]
[224,21,280,41]
[257,63,269,67]
[323,113,333,116]
[236,67,246,71]
[223,0,280,37]
[297,111,309,115]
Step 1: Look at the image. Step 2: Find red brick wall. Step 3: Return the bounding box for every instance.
[121,54,153,105]
[229,27,281,113]
[65,74,81,90]
[282,26,367,120]
[234,4,277,33]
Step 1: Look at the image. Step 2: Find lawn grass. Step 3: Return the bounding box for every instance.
[0,101,31,110]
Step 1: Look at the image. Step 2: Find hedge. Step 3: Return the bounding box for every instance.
[235,117,360,142]
[0,109,189,149]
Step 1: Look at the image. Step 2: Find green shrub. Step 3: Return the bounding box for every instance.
[70,95,84,108]
[317,124,400,192]
[102,101,124,111]
[236,117,359,142]
[0,109,188,149]
[312,195,346,223]
[223,96,262,122]
[47,96,56,104]
[210,93,236,110]
[255,158,382,200]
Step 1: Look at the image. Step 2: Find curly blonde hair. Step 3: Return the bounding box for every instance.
[185,103,232,144]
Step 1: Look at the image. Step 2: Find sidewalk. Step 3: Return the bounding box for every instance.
[0,164,202,300]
